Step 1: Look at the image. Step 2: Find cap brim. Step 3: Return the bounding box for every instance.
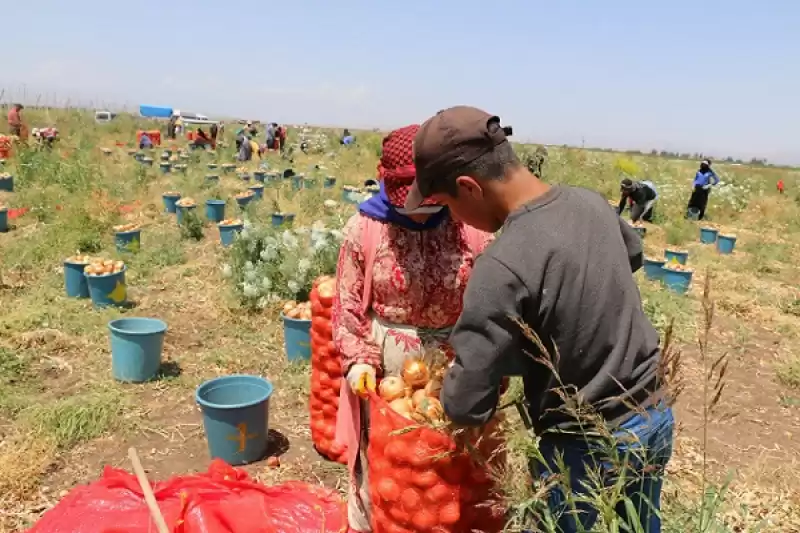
[404,181,425,210]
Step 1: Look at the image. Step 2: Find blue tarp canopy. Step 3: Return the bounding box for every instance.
[139,105,173,118]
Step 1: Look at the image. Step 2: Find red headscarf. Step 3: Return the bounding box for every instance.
[378,124,439,208]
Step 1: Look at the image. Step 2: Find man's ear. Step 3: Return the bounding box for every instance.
[454,175,483,198]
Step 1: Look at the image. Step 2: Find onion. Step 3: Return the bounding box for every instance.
[389,398,414,419]
[283,300,297,314]
[411,388,428,408]
[402,359,430,388]
[424,379,442,400]
[416,397,444,422]
[378,377,406,402]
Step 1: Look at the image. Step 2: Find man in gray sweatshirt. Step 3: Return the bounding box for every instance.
[405,106,674,533]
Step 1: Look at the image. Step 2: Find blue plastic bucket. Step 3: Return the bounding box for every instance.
[664,249,689,265]
[163,193,181,213]
[0,175,14,192]
[248,185,264,199]
[271,213,295,227]
[282,315,311,362]
[239,173,251,181]
[235,194,254,209]
[686,207,700,220]
[254,171,266,183]
[205,174,219,185]
[196,375,273,465]
[85,267,127,308]
[292,176,303,191]
[115,229,141,253]
[700,227,718,244]
[266,172,280,184]
[663,267,693,295]
[173,164,187,174]
[0,208,7,232]
[108,317,167,383]
[303,177,318,189]
[159,162,171,174]
[219,223,243,247]
[324,177,337,188]
[643,258,666,281]
[176,205,197,225]
[717,234,737,255]
[141,158,154,167]
[133,152,144,161]
[222,165,235,174]
[205,200,226,223]
[342,189,360,204]
[207,163,218,170]
[63,261,90,298]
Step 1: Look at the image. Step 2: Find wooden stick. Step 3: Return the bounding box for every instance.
[128,447,170,533]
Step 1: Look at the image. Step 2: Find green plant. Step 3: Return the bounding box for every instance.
[180,210,204,241]
[224,221,343,309]
[776,357,800,389]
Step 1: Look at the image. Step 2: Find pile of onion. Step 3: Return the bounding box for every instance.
[283,300,312,320]
[176,197,196,208]
[84,258,125,276]
[378,358,444,423]
[114,223,140,232]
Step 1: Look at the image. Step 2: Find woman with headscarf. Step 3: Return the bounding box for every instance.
[332,125,493,533]
[686,159,719,220]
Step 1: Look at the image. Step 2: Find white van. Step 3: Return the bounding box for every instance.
[94,110,116,123]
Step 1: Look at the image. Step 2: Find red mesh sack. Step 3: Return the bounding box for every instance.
[367,392,506,533]
[309,276,347,464]
[27,459,347,533]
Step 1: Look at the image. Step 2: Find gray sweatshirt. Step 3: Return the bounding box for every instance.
[441,185,660,433]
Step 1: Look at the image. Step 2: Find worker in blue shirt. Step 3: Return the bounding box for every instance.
[686,159,719,220]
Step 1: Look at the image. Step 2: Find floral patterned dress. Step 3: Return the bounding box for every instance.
[332,213,493,375]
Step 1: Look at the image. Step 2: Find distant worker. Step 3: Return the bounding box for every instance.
[174,116,184,136]
[167,115,177,140]
[246,121,258,138]
[277,125,287,152]
[266,122,276,150]
[32,127,59,149]
[341,128,355,145]
[237,134,252,161]
[523,145,548,177]
[210,122,219,145]
[7,103,24,137]
[777,179,785,194]
[139,132,154,150]
[250,137,261,160]
[193,128,212,149]
[686,159,719,220]
[618,178,658,223]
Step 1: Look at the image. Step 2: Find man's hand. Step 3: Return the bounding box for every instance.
[346,364,376,397]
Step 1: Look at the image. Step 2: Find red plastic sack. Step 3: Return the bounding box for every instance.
[309,276,347,464]
[27,459,347,533]
[367,392,506,533]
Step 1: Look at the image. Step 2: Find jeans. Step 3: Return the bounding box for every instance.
[631,200,655,223]
[531,405,674,533]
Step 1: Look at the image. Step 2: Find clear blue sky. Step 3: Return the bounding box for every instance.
[3,1,798,163]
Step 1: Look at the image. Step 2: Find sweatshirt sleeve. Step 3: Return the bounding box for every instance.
[616,192,627,215]
[441,255,528,426]
[332,216,383,375]
[618,217,644,273]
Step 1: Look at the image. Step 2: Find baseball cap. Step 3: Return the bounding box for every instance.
[405,106,509,210]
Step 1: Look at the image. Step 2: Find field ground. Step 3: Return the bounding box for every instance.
[1,111,800,532]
